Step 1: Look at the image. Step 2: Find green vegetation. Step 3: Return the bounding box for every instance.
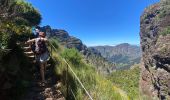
[160,26,170,36]
[61,48,82,65]
[0,0,41,56]
[0,46,34,99]
[158,4,170,18]
[0,0,141,99]
[108,65,140,99]
[0,0,41,99]
[50,38,130,100]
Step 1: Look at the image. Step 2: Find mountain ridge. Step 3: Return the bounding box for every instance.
[40,25,116,74]
[89,43,141,69]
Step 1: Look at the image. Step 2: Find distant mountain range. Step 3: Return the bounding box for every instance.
[41,25,116,74]
[41,25,141,70]
[89,43,141,70]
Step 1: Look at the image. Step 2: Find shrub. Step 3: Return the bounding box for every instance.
[158,5,170,18]
[49,38,59,49]
[160,26,170,36]
[0,0,41,57]
[61,48,82,65]
[108,65,140,99]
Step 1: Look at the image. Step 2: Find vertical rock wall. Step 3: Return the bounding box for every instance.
[140,1,170,99]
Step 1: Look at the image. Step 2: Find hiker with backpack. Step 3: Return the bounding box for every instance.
[26,32,49,86]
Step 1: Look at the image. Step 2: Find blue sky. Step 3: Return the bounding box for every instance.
[27,0,159,46]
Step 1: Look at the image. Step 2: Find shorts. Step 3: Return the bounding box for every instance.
[36,51,50,63]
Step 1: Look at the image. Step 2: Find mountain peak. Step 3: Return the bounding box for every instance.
[115,43,130,47]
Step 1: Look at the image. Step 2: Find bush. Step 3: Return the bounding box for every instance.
[0,0,41,57]
[61,48,82,65]
[49,38,60,49]
[160,26,170,36]
[0,32,11,49]
[108,65,140,99]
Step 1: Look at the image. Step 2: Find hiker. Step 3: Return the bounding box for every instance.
[26,32,49,86]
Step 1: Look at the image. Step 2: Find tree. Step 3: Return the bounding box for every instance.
[0,0,41,57]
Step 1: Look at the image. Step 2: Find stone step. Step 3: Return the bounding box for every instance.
[23,46,30,50]
[17,42,30,47]
[24,51,34,54]
[46,97,65,100]
[56,97,65,100]
[23,47,32,52]
[28,55,35,61]
[24,51,34,56]
[28,55,35,58]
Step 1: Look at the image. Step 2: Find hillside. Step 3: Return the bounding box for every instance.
[108,64,140,99]
[0,0,160,99]
[0,0,42,99]
[140,0,170,99]
[90,43,141,70]
[48,38,130,100]
[41,25,116,74]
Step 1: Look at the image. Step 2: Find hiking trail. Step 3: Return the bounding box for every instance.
[21,42,65,100]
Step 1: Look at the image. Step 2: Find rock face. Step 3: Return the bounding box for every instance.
[140,0,170,99]
[41,25,87,52]
[41,26,116,74]
[90,43,141,70]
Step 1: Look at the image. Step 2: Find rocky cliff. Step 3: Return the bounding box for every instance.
[90,43,141,70]
[41,25,87,52]
[140,0,170,99]
[41,26,116,74]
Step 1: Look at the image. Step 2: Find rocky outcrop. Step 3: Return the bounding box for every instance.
[140,0,170,99]
[41,26,87,52]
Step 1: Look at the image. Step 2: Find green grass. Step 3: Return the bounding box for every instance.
[50,38,130,100]
[160,26,170,36]
[108,65,140,99]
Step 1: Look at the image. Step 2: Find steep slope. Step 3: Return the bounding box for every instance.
[90,43,141,70]
[140,0,170,99]
[49,39,129,100]
[41,26,116,74]
[109,65,140,99]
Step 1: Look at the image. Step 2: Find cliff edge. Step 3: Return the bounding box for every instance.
[140,0,170,99]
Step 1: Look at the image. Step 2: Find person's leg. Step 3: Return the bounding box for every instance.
[40,62,45,83]
[44,61,47,75]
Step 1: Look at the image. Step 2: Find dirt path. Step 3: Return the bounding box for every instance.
[22,43,65,100]
[22,64,65,100]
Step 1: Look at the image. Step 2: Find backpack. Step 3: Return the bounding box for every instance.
[31,42,36,53]
[35,38,47,54]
